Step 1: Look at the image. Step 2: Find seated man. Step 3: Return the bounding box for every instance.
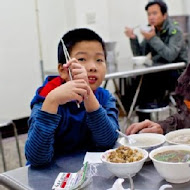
[125,0,188,64]
[126,63,190,135]
[124,0,188,121]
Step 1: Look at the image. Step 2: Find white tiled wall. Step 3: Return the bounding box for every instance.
[1,0,189,119]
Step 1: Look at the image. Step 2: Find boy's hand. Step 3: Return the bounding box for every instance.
[42,79,90,113]
[63,58,89,84]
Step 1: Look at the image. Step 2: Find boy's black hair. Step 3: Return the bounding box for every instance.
[145,0,168,15]
[58,28,106,64]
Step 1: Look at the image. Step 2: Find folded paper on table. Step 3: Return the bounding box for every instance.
[83,152,103,164]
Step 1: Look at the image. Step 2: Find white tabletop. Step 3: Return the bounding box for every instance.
[105,62,186,80]
[44,62,186,80]
[0,151,190,190]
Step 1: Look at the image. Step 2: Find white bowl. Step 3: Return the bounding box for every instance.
[101,147,148,178]
[165,129,190,145]
[140,25,152,32]
[149,145,190,183]
[118,133,165,152]
[132,56,147,65]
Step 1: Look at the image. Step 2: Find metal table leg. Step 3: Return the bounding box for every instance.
[0,131,6,171]
[11,122,22,167]
[123,75,143,131]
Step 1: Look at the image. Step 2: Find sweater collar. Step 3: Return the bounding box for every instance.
[39,76,64,97]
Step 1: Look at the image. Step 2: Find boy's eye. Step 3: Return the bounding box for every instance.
[78,58,86,62]
[97,59,104,62]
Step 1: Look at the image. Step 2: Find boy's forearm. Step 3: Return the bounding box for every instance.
[26,106,61,166]
[42,93,60,114]
[84,91,100,112]
[86,106,119,147]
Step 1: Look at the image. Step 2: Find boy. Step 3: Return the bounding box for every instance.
[25,28,119,166]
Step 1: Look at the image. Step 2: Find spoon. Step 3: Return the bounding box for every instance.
[127,175,135,190]
[133,25,140,30]
[116,130,136,145]
[182,154,190,163]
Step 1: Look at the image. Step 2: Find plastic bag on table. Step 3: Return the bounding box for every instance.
[52,162,97,190]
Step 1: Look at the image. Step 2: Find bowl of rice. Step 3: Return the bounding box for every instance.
[101,146,148,178]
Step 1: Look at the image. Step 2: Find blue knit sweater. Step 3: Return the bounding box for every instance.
[25,76,119,166]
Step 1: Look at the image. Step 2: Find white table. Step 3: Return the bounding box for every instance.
[0,151,190,190]
[44,62,186,79]
[104,62,186,128]
[105,62,186,79]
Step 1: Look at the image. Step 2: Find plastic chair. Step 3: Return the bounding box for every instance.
[0,119,22,171]
[135,105,170,121]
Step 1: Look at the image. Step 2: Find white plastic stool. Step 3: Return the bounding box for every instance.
[0,119,22,171]
[135,105,170,121]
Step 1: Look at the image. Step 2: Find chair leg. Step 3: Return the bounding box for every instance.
[157,112,159,121]
[11,122,22,167]
[0,131,7,171]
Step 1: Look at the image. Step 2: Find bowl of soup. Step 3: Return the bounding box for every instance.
[165,129,190,145]
[118,133,165,152]
[149,145,190,183]
[101,146,148,178]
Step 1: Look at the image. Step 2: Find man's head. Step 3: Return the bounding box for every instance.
[58,28,107,91]
[145,0,168,28]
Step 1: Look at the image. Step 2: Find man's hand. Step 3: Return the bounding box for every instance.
[126,119,163,135]
[124,27,136,39]
[141,25,156,40]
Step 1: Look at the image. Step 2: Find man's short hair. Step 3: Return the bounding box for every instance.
[58,28,106,64]
[145,0,168,15]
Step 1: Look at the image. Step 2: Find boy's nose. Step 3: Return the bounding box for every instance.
[88,62,97,72]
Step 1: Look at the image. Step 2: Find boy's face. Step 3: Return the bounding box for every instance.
[147,4,167,28]
[70,41,106,91]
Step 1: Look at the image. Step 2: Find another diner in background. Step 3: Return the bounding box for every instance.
[25,28,119,167]
[124,0,188,121]
[126,62,190,135]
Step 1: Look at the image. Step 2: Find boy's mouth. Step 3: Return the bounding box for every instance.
[88,76,97,84]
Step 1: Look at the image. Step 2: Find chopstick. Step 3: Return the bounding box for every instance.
[60,39,73,80]
[60,39,80,108]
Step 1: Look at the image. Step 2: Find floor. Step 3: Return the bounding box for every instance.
[0,134,27,190]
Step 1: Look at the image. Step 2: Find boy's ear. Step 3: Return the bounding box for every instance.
[58,63,67,80]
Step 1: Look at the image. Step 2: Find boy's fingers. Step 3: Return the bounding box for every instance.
[63,58,78,68]
[75,94,83,103]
